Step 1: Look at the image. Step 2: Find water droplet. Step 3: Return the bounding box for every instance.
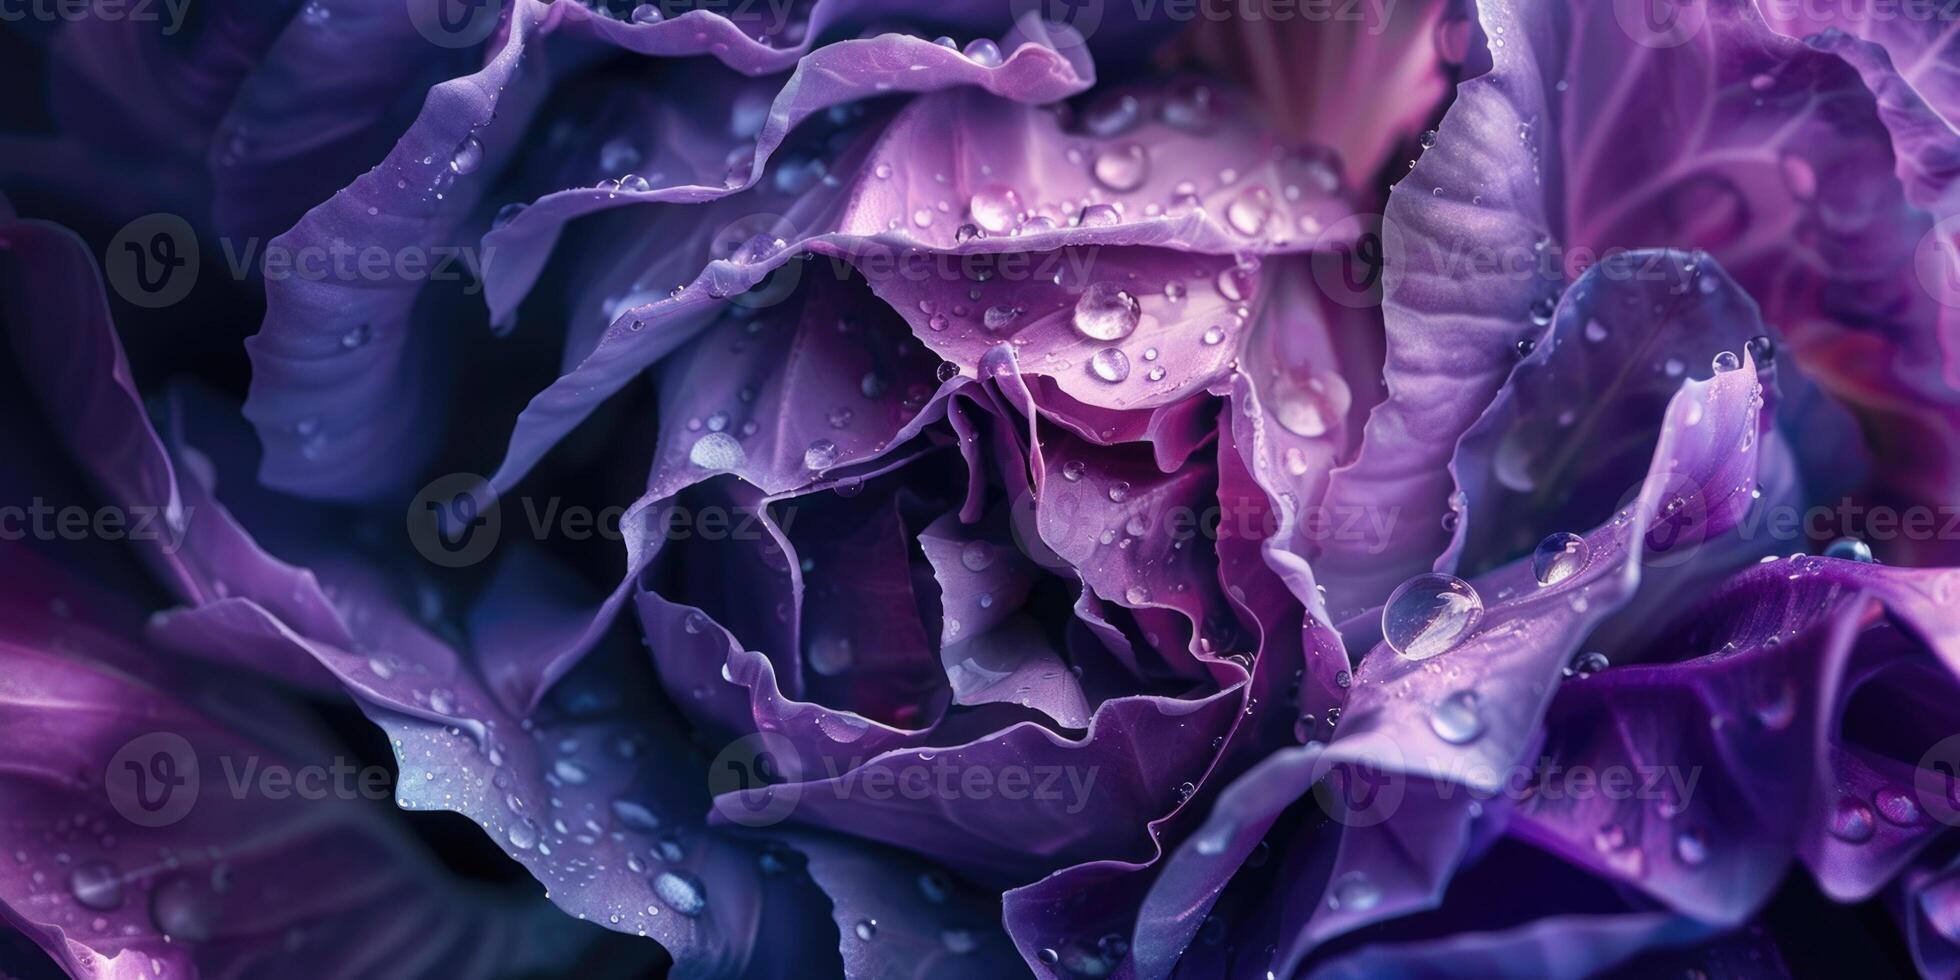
[611,799,662,833]
[1124,585,1150,605]
[689,432,747,471]
[1271,372,1349,438]
[554,759,589,784]
[983,304,1022,331]
[508,817,540,849]
[1215,265,1253,302]
[1089,347,1131,383]
[960,542,994,572]
[1877,788,1921,826]
[1746,334,1776,365]
[69,861,123,911]
[1526,292,1559,324]
[1712,350,1741,373]
[1085,94,1142,136]
[855,918,878,940]
[1073,283,1141,341]
[1531,532,1589,586]
[1328,871,1381,912]
[1382,573,1483,661]
[859,372,888,398]
[599,137,640,174]
[150,875,217,942]
[1092,144,1149,192]
[943,928,979,954]
[1673,827,1708,866]
[1062,460,1087,481]
[449,135,484,175]
[630,3,663,23]
[1829,799,1876,843]
[1107,481,1130,503]
[652,870,708,917]
[1824,537,1873,563]
[1226,190,1272,236]
[962,38,1002,67]
[1567,651,1609,678]
[1428,689,1486,744]
[1201,325,1227,346]
[340,324,373,350]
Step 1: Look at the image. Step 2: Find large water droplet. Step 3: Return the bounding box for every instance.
[1824,537,1873,563]
[1382,573,1483,661]
[689,432,747,471]
[150,875,217,942]
[983,304,1022,331]
[1271,372,1350,438]
[1089,347,1131,383]
[962,39,1002,67]
[1829,799,1876,843]
[630,3,663,24]
[610,799,663,833]
[1327,871,1381,912]
[803,439,838,472]
[855,918,878,940]
[1566,650,1610,679]
[1092,144,1149,192]
[1531,531,1589,586]
[808,635,854,676]
[653,870,708,917]
[449,134,484,175]
[1712,350,1742,373]
[599,137,640,174]
[1428,689,1486,744]
[1073,283,1141,341]
[1225,190,1272,236]
[1877,788,1921,826]
[508,817,540,849]
[1084,94,1142,137]
[69,861,124,911]
[969,185,1023,234]
[937,544,986,579]
[1674,827,1708,866]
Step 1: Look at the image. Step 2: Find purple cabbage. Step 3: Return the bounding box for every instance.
[4,0,1960,977]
